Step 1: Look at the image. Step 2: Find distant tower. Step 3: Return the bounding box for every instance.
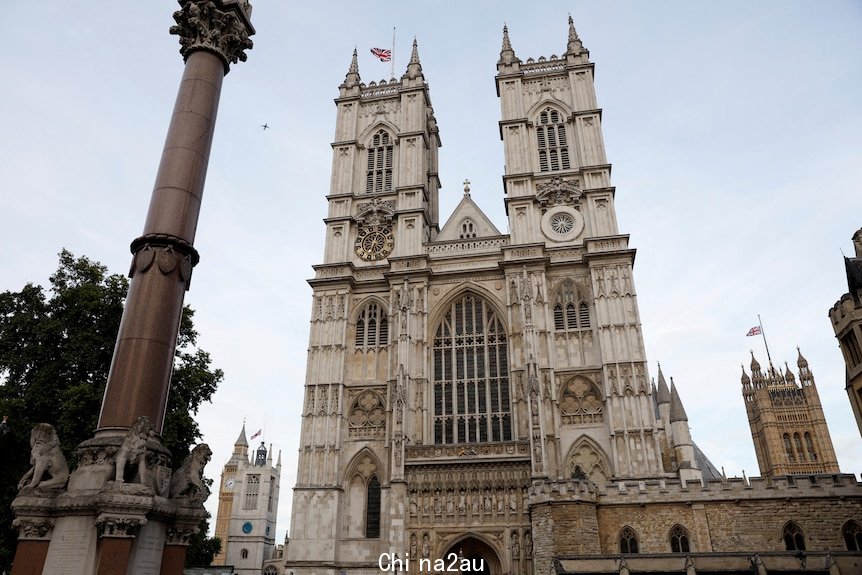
[829,227,862,437]
[213,424,281,574]
[741,351,840,476]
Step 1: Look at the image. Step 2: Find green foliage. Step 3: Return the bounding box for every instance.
[185,518,222,567]
[0,250,224,570]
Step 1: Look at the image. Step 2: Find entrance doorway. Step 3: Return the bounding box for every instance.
[444,536,500,575]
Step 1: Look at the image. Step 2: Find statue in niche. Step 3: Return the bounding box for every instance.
[422,533,431,559]
[410,533,418,559]
[18,423,69,491]
[511,531,521,559]
[525,531,533,556]
[115,415,153,485]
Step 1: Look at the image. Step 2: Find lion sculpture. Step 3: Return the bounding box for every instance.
[18,423,70,491]
[170,443,212,502]
[115,415,153,484]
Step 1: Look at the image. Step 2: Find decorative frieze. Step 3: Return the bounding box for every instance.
[95,514,147,538]
[12,518,55,540]
[405,442,528,461]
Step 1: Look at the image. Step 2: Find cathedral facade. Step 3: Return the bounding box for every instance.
[282,19,862,575]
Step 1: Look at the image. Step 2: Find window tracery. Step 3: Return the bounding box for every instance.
[844,520,862,551]
[348,390,386,437]
[783,522,805,551]
[459,219,477,239]
[536,107,570,172]
[366,475,381,538]
[355,302,388,349]
[366,129,393,193]
[433,293,511,444]
[559,377,603,424]
[263,567,278,575]
[619,526,639,554]
[553,280,591,331]
[567,440,609,484]
[669,524,690,553]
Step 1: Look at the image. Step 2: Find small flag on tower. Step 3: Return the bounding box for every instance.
[370,47,392,62]
[746,326,762,337]
[250,429,262,440]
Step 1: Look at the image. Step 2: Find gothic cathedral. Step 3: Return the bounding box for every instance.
[283,18,862,575]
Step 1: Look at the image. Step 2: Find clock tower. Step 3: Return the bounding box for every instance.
[213,424,281,573]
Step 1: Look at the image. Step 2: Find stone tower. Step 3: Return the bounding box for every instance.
[830,228,862,437]
[212,425,281,574]
[283,19,716,575]
[741,351,840,477]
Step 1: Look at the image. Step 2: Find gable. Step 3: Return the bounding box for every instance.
[436,194,502,242]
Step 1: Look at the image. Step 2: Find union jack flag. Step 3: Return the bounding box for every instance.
[250,429,262,440]
[370,47,392,62]
[746,326,762,337]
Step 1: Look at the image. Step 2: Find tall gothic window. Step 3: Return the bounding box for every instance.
[783,433,795,462]
[433,293,511,444]
[355,302,388,349]
[536,107,570,172]
[844,520,862,551]
[783,522,806,551]
[804,432,817,461]
[793,432,805,461]
[553,281,590,331]
[619,526,639,554]
[669,525,690,553]
[244,474,260,510]
[366,475,381,538]
[366,130,394,193]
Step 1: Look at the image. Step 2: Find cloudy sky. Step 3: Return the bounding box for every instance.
[2,1,861,544]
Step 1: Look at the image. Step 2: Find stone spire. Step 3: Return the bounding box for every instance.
[498,24,519,66]
[656,364,671,405]
[564,14,589,62]
[784,362,796,385]
[740,365,751,387]
[797,347,815,385]
[403,37,424,81]
[341,48,361,88]
[669,378,688,423]
[235,423,248,447]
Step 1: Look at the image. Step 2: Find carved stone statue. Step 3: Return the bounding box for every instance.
[18,423,69,491]
[169,443,212,502]
[115,415,154,485]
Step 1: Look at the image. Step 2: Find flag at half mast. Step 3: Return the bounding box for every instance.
[250,429,262,440]
[746,326,762,337]
[370,47,392,62]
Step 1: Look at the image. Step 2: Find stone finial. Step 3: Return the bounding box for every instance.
[115,416,154,485]
[403,37,424,80]
[669,379,688,423]
[784,362,796,384]
[750,351,761,373]
[341,48,361,89]
[498,24,519,65]
[463,179,471,197]
[169,443,213,502]
[17,424,70,492]
[565,15,587,56]
[656,364,671,405]
[170,0,255,73]
[740,365,751,385]
[796,346,809,369]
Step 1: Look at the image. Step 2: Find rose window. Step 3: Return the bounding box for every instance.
[550,213,575,235]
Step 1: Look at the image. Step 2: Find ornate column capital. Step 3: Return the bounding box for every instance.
[12,518,55,541]
[165,524,200,546]
[170,0,255,73]
[95,514,147,539]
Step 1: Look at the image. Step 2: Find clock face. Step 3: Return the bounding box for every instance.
[355,225,394,261]
[225,477,237,490]
[242,521,253,534]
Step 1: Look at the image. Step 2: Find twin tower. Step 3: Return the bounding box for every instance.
[280,17,859,575]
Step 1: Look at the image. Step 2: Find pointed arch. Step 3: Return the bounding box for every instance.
[528,100,572,173]
[357,120,400,145]
[526,97,573,120]
[843,520,862,551]
[458,218,478,239]
[359,124,397,193]
[564,435,611,483]
[431,290,511,444]
[559,375,603,424]
[782,521,805,551]
[343,448,384,539]
[552,279,591,332]
[669,524,691,553]
[618,526,639,554]
[428,282,508,331]
[354,298,389,350]
[347,389,387,438]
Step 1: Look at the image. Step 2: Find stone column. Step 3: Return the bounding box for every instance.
[98,0,254,434]
[10,518,54,575]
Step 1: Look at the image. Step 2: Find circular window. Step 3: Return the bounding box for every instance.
[242,521,253,534]
[541,206,584,242]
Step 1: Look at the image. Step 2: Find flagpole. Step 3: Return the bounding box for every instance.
[758,314,773,364]
[391,26,396,79]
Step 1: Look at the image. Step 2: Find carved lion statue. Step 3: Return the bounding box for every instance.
[18,423,70,491]
[115,416,153,484]
[170,443,212,501]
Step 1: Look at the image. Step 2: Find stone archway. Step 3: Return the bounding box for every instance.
[443,536,501,575]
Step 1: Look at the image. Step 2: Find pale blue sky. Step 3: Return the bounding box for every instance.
[2,2,861,543]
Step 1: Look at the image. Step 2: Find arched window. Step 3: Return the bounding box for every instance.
[244,475,260,510]
[241,548,249,559]
[669,525,690,553]
[433,293,511,444]
[263,567,279,575]
[355,302,388,349]
[366,130,394,193]
[560,377,603,424]
[536,107,570,172]
[619,526,639,554]
[844,520,862,551]
[794,433,805,461]
[783,433,795,462]
[804,432,817,461]
[783,522,806,551]
[553,281,590,332]
[459,219,477,239]
[366,475,381,538]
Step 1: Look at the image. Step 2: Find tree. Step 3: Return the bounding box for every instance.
[0,250,224,570]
